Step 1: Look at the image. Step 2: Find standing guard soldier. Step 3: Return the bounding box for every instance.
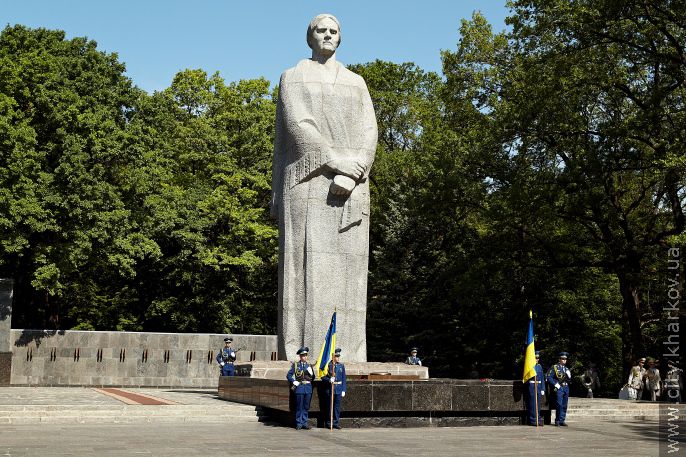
[287,347,315,430]
[216,337,237,376]
[547,351,572,426]
[525,350,546,426]
[405,347,422,366]
[322,348,347,429]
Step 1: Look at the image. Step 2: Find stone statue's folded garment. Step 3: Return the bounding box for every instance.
[272,59,377,362]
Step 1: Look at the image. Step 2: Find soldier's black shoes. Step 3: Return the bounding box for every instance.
[559,422,567,426]
[304,425,312,430]
[295,425,302,430]
[333,425,342,429]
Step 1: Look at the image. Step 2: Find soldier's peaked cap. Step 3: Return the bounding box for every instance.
[558,351,569,358]
[334,348,342,355]
[297,347,309,355]
[224,337,233,343]
[410,347,418,352]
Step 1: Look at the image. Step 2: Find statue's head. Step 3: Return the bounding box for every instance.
[307,13,341,55]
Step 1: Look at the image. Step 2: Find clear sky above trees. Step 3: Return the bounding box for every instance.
[1,0,509,91]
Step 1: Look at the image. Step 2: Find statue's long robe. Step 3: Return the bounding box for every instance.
[272,59,377,362]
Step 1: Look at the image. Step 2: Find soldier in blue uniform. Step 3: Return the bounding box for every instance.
[322,348,347,429]
[547,351,572,426]
[405,347,422,366]
[287,347,315,430]
[216,337,237,376]
[525,350,546,426]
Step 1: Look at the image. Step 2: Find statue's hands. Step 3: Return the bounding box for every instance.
[331,175,355,196]
[327,159,365,180]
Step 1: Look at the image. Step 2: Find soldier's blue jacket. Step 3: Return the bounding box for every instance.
[216,347,236,364]
[546,363,571,387]
[531,364,546,392]
[287,361,314,394]
[321,362,347,395]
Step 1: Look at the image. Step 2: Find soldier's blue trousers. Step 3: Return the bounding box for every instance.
[554,385,569,424]
[220,364,235,376]
[526,381,543,425]
[295,392,312,428]
[325,393,342,427]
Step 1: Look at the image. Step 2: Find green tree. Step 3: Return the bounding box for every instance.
[445,1,685,370]
[0,25,156,328]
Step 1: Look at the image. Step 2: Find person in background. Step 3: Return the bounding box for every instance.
[581,362,601,398]
[627,358,646,401]
[405,347,422,366]
[644,358,662,401]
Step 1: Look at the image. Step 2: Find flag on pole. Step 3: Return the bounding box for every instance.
[522,310,536,382]
[315,311,337,379]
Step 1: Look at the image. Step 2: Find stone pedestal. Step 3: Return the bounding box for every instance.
[0,279,13,386]
[235,361,429,380]
[218,376,548,427]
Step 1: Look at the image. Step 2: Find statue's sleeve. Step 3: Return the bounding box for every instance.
[359,78,378,177]
[277,70,333,188]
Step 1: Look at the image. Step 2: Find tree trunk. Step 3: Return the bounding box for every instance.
[617,272,644,371]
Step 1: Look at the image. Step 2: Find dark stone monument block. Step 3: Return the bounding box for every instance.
[372,382,413,411]
[218,376,547,427]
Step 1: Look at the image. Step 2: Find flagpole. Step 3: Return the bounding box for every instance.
[535,379,539,427]
[330,305,336,431]
[330,358,335,430]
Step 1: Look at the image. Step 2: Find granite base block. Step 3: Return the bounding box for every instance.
[219,377,545,428]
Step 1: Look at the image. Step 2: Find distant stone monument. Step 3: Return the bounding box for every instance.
[271,14,378,362]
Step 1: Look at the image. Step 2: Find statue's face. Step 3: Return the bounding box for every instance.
[311,17,340,55]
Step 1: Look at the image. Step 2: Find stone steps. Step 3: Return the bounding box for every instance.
[563,399,661,422]
[0,404,265,424]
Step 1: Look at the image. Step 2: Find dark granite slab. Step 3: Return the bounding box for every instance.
[218,377,549,427]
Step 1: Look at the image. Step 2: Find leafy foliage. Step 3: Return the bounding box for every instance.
[1,9,682,395]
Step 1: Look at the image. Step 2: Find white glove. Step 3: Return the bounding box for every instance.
[566,369,571,378]
[330,377,336,383]
[230,352,236,358]
[307,366,313,375]
[220,362,225,367]
[540,391,545,396]
[554,383,561,390]
[341,391,346,397]
[293,381,300,387]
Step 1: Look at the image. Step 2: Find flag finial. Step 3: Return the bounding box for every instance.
[529,310,532,319]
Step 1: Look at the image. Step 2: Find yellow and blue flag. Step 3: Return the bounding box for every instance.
[522,310,536,382]
[315,312,337,379]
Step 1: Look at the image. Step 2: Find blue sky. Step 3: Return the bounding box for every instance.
[2,1,510,93]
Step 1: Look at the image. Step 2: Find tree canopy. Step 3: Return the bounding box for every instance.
[0,1,683,396]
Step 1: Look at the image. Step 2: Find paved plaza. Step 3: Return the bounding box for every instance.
[0,388,662,456]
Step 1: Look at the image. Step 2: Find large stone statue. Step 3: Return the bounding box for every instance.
[271,14,377,362]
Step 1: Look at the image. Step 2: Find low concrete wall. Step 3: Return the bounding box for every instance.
[10,329,277,387]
